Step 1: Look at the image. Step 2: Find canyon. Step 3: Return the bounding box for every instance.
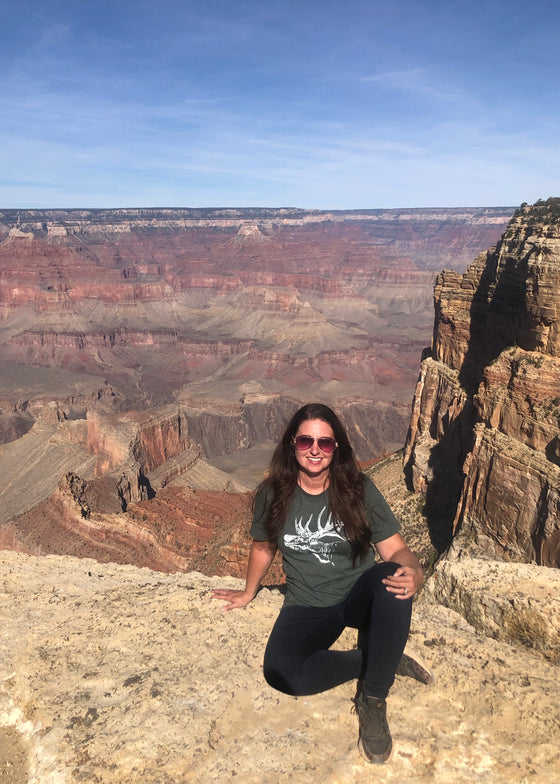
[0,206,512,569]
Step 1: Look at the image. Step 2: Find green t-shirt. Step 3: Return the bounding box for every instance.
[250,475,401,608]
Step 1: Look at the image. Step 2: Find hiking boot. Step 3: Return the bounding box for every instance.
[353,691,393,764]
[396,652,434,685]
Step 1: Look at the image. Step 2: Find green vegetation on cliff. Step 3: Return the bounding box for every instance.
[514,197,560,225]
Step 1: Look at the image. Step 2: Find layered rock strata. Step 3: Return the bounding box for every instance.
[0,206,512,273]
[405,199,560,565]
[0,433,415,585]
[0,207,511,439]
[0,205,513,578]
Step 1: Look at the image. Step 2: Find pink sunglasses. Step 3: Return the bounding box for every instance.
[293,435,338,454]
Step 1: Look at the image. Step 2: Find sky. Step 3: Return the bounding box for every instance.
[1,0,559,209]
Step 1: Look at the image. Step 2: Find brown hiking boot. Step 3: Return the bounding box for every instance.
[353,691,393,764]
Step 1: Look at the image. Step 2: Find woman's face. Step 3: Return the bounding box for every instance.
[293,418,336,481]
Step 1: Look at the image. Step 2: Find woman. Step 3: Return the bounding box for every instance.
[213,403,425,764]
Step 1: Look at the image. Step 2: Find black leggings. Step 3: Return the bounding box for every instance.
[263,562,412,700]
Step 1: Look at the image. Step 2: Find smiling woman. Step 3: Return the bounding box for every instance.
[213,402,429,765]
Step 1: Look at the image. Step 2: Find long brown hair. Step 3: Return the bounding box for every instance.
[254,403,371,564]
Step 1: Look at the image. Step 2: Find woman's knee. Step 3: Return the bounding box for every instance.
[263,659,299,695]
[352,561,400,598]
[376,560,401,579]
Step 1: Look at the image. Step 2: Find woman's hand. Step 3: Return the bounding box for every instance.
[381,565,423,600]
[212,588,255,612]
[376,533,424,600]
[212,540,277,612]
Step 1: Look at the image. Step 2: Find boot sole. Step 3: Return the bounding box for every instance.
[358,735,394,764]
[396,652,434,685]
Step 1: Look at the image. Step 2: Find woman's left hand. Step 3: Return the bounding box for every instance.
[382,565,423,600]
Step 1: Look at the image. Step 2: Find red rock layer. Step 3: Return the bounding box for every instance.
[0,208,511,308]
[1,483,284,584]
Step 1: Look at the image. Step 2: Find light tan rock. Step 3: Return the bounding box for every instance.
[423,548,560,659]
[1,551,559,783]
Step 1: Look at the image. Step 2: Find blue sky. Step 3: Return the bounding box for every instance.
[1,0,559,209]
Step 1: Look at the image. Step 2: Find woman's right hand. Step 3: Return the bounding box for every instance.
[212,540,277,612]
[212,588,255,612]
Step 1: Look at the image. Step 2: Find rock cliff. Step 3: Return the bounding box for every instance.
[404,198,560,565]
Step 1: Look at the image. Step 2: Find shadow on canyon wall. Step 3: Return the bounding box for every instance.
[405,236,532,554]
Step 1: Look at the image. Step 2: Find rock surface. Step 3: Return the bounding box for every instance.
[0,550,558,784]
[423,544,560,660]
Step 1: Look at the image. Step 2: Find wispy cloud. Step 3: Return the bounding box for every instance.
[362,67,425,87]
[361,67,464,103]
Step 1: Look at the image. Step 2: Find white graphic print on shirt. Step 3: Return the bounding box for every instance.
[283,505,345,565]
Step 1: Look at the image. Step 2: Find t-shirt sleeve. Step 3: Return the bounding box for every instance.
[363,474,401,543]
[249,484,272,541]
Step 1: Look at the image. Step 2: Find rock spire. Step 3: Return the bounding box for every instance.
[405,198,560,566]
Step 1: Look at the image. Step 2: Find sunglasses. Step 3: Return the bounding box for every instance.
[293,435,338,454]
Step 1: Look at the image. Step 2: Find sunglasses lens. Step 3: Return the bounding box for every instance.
[294,435,314,450]
[318,438,336,453]
[294,436,336,453]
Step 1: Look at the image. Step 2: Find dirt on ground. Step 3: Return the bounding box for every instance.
[0,728,28,784]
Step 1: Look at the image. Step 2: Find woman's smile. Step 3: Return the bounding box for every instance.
[303,453,327,466]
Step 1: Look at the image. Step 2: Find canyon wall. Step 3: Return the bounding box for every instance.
[0,394,402,581]
[0,206,511,272]
[404,198,560,566]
